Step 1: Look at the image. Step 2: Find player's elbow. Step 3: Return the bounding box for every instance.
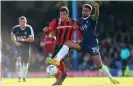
[29,37,34,42]
[30,38,34,42]
[64,40,72,47]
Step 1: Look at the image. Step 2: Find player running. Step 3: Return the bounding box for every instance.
[43,6,81,85]
[11,16,34,82]
[47,3,119,84]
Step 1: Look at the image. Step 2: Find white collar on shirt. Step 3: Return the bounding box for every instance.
[82,15,90,20]
[20,25,27,30]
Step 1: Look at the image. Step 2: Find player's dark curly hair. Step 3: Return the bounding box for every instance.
[83,4,92,11]
[60,6,69,13]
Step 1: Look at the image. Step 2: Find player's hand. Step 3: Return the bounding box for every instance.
[77,40,82,43]
[93,3,99,10]
[43,27,48,33]
[15,41,22,47]
[16,37,23,41]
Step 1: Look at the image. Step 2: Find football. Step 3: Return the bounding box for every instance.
[46,65,58,76]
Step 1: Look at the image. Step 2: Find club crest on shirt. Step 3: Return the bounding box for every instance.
[80,24,87,31]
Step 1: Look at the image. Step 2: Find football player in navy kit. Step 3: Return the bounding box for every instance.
[11,16,34,82]
[47,3,119,84]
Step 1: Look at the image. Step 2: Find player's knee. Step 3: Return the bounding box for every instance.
[96,64,103,69]
[64,40,71,47]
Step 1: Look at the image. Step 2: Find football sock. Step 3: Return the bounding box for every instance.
[55,45,69,62]
[16,61,22,78]
[102,65,114,80]
[22,63,28,78]
[59,61,67,75]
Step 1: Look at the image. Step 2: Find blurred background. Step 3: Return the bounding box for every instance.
[1,1,133,78]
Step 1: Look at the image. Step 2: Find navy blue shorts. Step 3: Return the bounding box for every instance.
[13,44,31,63]
[79,43,100,56]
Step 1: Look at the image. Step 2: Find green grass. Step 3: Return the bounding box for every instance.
[2,77,133,86]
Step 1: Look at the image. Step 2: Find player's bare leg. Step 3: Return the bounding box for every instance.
[22,62,29,82]
[53,61,67,85]
[16,56,23,82]
[52,70,61,85]
[53,74,67,86]
[46,40,80,66]
[91,55,119,84]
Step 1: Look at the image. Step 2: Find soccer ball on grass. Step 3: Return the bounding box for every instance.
[46,65,58,76]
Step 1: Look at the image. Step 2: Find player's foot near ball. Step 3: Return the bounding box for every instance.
[23,78,26,82]
[18,77,22,82]
[52,82,62,86]
[46,58,60,66]
[111,79,119,84]
[58,74,67,84]
[52,74,67,86]
[52,81,57,85]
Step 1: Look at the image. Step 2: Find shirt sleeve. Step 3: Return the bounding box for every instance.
[71,20,82,41]
[77,28,82,40]
[75,20,82,41]
[11,27,16,35]
[28,25,34,37]
[45,19,56,35]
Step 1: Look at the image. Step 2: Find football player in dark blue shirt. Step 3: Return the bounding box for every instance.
[47,3,119,84]
[11,16,34,82]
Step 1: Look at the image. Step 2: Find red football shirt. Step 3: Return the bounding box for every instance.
[42,36,56,54]
[45,18,82,45]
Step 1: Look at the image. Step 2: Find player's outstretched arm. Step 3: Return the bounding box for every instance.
[43,19,56,35]
[92,3,99,20]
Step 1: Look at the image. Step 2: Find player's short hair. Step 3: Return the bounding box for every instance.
[83,4,92,11]
[19,16,27,21]
[60,6,69,13]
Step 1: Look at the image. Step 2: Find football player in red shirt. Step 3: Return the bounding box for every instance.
[43,6,81,85]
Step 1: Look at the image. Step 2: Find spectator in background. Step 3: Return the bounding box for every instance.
[110,52,121,69]
[129,44,133,65]
[120,44,130,76]
[0,36,2,83]
[40,33,56,59]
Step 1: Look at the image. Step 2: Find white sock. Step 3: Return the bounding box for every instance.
[22,63,28,78]
[102,65,114,80]
[16,61,22,78]
[55,45,69,62]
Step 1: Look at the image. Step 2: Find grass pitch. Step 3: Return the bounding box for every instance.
[1,77,133,86]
